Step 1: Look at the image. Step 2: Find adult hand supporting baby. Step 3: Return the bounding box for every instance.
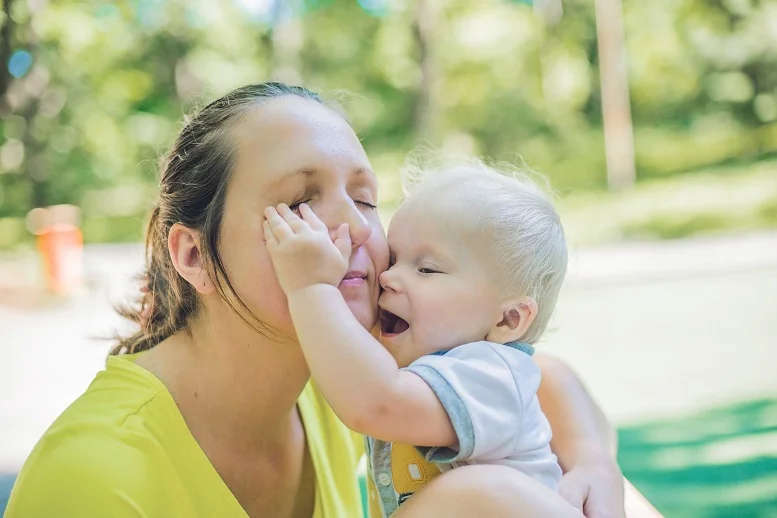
[560,456,625,518]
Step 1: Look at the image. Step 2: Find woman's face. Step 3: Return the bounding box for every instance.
[217,96,389,337]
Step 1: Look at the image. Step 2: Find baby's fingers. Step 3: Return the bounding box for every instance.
[299,203,326,231]
[276,204,309,233]
[263,220,278,248]
[333,223,352,261]
[264,206,295,241]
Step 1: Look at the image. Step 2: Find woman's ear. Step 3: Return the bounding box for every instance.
[168,223,216,295]
[486,297,538,344]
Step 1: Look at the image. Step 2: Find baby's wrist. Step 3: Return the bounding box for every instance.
[286,282,341,302]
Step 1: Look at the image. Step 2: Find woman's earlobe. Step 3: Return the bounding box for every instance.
[168,223,215,295]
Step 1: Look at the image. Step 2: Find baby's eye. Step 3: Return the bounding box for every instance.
[418,267,440,274]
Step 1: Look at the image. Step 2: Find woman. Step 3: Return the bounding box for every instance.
[6,83,625,517]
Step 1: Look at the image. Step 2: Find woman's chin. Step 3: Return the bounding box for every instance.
[340,282,378,329]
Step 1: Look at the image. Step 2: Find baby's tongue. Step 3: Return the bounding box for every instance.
[393,317,410,334]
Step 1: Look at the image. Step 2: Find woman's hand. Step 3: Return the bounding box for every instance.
[559,455,625,518]
[263,203,351,293]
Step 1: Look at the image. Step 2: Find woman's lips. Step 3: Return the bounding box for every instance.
[340,271,367,287]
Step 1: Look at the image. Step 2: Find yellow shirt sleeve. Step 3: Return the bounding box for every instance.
[6,424,194,517]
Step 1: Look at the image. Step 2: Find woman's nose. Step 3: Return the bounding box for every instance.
[324,199,374,247]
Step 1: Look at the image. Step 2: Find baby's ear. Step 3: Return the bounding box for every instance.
[486,297,537,344]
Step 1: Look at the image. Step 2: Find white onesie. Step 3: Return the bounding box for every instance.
[366,341,562,517]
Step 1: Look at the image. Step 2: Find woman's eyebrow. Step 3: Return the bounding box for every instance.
[266,168,316,189]
[265,166,376,193]
[350,167,378,187]
[272,166,373,183]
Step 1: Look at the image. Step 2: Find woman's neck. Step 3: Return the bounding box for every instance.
[137,309,310,454]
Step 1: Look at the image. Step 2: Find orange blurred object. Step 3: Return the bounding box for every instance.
[35,224,84,295]
[27,205,84,296]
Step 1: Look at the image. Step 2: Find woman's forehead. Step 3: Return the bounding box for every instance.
[236,96,360,157]
[231,97,373,189]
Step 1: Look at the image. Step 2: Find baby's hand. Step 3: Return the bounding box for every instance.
[263,203,351,293]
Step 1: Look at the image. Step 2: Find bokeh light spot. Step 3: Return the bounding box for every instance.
[8,50,32,79]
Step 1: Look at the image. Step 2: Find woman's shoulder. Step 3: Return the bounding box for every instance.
[6,419,181,517]
[5,355,190,516]
[45,354,173,437]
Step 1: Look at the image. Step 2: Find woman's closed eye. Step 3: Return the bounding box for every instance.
[288,200,311,214]
[290,199,375,213]
[354,199,377,210]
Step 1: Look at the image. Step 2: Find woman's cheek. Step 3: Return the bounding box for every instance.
[230,244,296,334]
[369,225,390,278]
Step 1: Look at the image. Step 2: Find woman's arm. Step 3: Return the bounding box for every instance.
[536,354,617,467]
[535,354,626,518]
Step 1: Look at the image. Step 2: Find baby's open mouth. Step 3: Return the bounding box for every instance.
[380,310,410,337]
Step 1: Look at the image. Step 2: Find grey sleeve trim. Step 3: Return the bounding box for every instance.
[404,363,475,464]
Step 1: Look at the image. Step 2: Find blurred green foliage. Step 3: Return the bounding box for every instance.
[1,0,776,239]
[558,159,777,245]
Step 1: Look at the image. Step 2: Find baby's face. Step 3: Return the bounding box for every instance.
[378,194,503,367]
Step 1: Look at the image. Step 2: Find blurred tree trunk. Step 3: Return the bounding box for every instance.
[534,0,563,102]
[595,0,636,189]
[0,0,14,114]
[412,0,436,141]
[270,0,303,85]
[23,101,47,208]
[1,0,48,208]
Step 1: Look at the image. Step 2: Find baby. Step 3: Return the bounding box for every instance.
[264,158,568,517]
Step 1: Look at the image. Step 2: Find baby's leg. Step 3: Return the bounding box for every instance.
[392,465,582,518]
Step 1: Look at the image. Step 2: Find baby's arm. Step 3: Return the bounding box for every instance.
[264,204,455,447]
[287,283,455,446]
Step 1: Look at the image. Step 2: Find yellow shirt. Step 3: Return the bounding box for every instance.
[6,355,364,517]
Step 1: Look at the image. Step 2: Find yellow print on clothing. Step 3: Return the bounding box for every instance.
[366,443,442,517]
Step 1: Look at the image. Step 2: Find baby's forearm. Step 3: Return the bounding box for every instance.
[286,284,402,428]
